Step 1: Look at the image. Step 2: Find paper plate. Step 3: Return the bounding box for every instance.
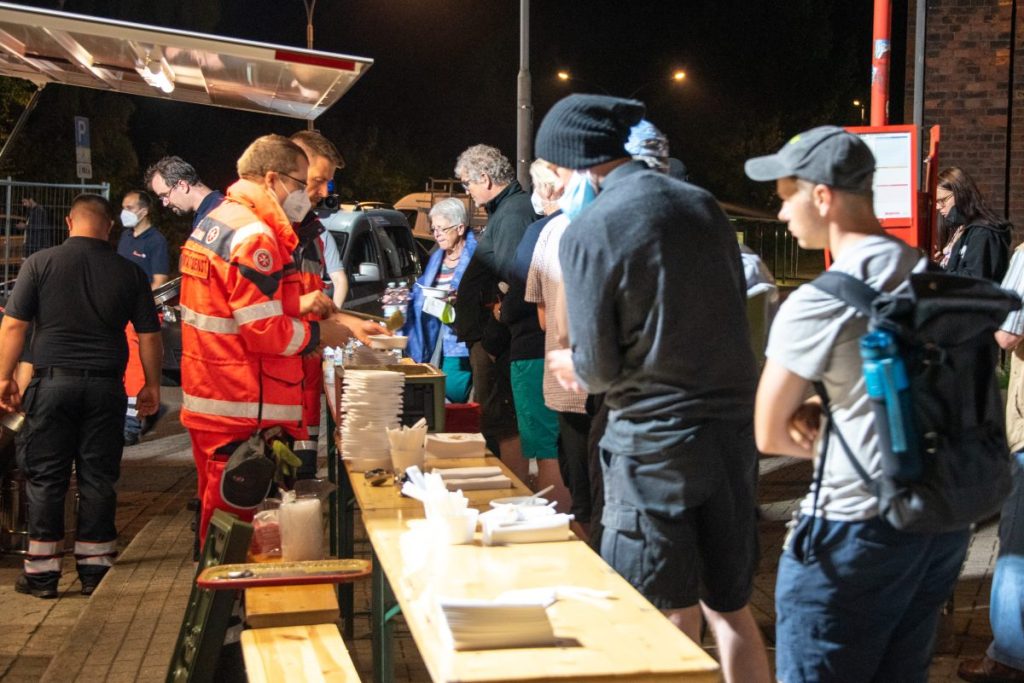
[489,496,549,508]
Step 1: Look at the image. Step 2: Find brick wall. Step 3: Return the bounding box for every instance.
[904,0,1021,230]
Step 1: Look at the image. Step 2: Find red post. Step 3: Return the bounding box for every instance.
[871,0,892,125]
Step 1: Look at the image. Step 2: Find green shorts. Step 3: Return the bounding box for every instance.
[510,358,559,460]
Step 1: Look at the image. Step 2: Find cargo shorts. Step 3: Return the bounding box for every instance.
[599,419,759,612]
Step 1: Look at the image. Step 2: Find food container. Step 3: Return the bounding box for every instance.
[279,495,324,561]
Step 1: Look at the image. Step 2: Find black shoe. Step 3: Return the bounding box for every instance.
[79,573,105,596]
[123,431,140,447]
[15,574,58,599]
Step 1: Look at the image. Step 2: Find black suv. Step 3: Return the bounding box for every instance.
[318,207,422,317]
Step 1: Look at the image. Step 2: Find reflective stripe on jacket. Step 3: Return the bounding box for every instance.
[179,179,317,432]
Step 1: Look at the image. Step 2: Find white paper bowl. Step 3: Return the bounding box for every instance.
[367,334,409,350]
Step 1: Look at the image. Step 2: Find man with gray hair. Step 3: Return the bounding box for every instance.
[452,144,537,481]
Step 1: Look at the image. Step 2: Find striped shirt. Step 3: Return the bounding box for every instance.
[1000,246,1024,335]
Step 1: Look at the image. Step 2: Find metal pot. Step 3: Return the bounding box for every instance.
[153,276,181,307]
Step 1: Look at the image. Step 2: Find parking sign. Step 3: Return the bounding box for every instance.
[74,116,92,179]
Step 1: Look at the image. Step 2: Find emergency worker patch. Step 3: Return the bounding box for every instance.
[180,250,210,280]
[204,226,221,244]
[253,249,274,273]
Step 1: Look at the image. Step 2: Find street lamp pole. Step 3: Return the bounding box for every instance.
[516,0,532,189]
[302,0,318,130]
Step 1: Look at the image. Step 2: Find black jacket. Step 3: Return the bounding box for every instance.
[945,221,1013,282]
[453,181,539,353]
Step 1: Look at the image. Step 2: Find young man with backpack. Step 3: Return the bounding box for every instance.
[748,126,1013,681]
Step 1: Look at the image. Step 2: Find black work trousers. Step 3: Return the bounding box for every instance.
[16,375,127,542]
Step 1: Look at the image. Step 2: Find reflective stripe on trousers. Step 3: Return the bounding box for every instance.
[25,539,62,574]
[74,539,117,568]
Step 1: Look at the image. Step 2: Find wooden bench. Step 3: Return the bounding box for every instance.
[245,583,340,629]
[241,624,360,682]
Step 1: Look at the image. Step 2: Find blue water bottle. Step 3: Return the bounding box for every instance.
[860,331,921,482]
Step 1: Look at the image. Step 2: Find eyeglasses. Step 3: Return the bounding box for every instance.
[460,177,480,193]
[155,182,182,203]
[280,172,307,188]
[936,193,955,208]
[431,223,462,235]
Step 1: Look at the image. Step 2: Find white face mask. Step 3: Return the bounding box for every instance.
[281,187,312,223]
[120,208,140,228]
[530,190,546,215]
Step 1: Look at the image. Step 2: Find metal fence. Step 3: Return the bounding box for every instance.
[731,216,825,286]
[0,178,111,286]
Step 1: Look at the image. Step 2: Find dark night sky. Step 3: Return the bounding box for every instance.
[5,0,881,206]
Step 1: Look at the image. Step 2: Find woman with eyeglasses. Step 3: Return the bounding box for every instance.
[935,166,1012,281]
[402,198,476,402]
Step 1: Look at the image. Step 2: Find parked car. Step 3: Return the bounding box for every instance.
[318,207,422,317]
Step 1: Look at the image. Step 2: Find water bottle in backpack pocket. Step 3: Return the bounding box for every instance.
[860,330,921,482]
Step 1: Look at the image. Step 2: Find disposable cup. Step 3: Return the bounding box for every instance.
[390,447,426,473]
[432,508,479,545]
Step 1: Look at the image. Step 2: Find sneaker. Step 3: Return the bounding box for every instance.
[15,574,58,599]
[123,431,140,447]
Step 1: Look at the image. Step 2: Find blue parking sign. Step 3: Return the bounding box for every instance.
[74,116,90,148]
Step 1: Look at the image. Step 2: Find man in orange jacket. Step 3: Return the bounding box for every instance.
[170,135,378,543]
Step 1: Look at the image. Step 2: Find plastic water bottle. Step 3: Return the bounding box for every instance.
[860,331,921,482]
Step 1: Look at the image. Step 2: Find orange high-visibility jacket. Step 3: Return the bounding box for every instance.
[178,179,319,432]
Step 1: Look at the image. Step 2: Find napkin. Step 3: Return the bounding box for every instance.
[437,596,556,651]
[482,514,573,545]
[433,466,502,480]
[425,433,486,459]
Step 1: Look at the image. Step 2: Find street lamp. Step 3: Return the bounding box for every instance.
[852,99,866,125]
[300,0,318,130]
[556,69,687,99]
[627,70,687,99]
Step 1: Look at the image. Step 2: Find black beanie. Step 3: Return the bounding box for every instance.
[535,94,646,169]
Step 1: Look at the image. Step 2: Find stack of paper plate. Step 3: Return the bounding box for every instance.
[340,370,404,469]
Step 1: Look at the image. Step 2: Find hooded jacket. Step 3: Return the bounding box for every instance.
[945,221,1013,282]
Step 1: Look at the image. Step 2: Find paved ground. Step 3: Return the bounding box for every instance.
[0,390,1002,681]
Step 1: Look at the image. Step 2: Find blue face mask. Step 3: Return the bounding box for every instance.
[557,171,598,221]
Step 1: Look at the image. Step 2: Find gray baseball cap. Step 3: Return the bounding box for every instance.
[744,125,875,193]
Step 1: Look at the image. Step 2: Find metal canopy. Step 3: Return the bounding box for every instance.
[0,2,373,120]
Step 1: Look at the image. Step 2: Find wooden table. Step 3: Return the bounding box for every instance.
[324,373,532,641]
[325,371,718,682]
[363,509,719,683]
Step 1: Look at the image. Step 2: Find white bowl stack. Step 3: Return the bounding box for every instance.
[340,369,405,471]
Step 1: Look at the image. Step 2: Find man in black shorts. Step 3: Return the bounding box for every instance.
[0,194,162,598]
[537,94,770,682]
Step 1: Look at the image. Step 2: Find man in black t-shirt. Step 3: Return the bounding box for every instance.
[0,194,161,599]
